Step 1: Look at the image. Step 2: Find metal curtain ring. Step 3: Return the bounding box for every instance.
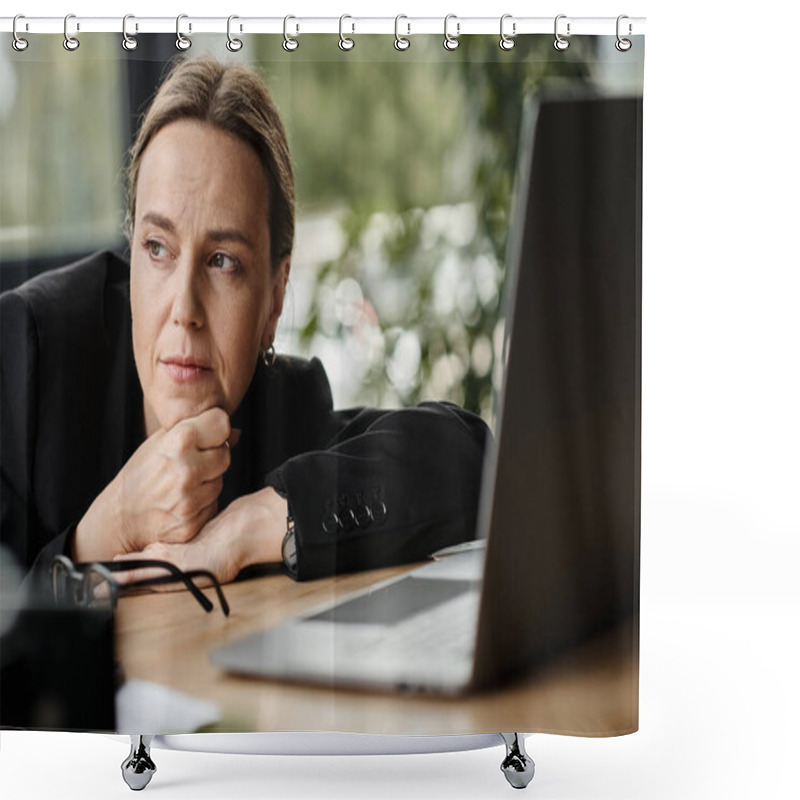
[283,15,299,51]
[12,15,29,51]
[176,14,192,50]
[554,14,570,51]
[616,14,632,51]
[443,14,459,51]
[63,13,79,51]
[394,15,410,51]
[227,15,242,51]
[339,14,355,50]
[122,14,137,51]
[499,14,515,51]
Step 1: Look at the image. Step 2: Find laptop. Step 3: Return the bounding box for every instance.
[211,94,642,695]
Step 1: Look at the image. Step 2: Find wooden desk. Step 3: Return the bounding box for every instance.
[115,565,637,736]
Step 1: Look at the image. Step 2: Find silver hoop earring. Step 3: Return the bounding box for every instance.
[261,344,276,368]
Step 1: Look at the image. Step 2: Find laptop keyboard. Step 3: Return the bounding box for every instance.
[300,574,483,689]
[368,586,481,661]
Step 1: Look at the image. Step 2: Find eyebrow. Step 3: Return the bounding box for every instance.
[141,212,176,234]
[141,212,255,251]
[207,228,255,251]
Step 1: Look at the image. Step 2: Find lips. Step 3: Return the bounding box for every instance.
[160,355,212,383]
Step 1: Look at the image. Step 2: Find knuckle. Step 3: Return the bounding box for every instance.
[175,497,195,520]
[151,542,170,557]
[172,424,194,453]
[213,408,231,440]
[218,408,231,434]
[206,405,227,426]
[144,541,170,559]
[176,463,196,492]
[168,518,197,544]
[177,525,197,543]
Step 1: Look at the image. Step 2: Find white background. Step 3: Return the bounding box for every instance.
[2,1,799,798]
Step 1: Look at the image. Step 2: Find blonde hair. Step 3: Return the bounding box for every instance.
[126,58,294,271]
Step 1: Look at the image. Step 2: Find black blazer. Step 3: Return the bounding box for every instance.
[1,252,489,584]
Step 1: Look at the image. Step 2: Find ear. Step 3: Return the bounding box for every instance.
[261,256,291,350]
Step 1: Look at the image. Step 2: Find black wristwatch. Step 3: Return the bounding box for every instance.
[281,509,298,579]
[272,485,298,579]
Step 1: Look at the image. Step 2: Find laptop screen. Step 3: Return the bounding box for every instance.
[472,94,643,689]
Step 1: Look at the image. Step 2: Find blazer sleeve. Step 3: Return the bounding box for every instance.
[0,290,77,595]
[264,385,491,581]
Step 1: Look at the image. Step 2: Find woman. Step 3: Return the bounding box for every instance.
[0,58,489,589]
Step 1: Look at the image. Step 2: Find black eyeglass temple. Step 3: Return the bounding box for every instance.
[124,569,230,616]
[79,559,216,614]
[184,569,230,616]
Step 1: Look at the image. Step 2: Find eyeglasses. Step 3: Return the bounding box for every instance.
[51,555,230,616]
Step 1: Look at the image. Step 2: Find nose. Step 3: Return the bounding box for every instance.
[170,257,205,329]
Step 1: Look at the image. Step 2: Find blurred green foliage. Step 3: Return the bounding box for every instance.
[252,35,597,419]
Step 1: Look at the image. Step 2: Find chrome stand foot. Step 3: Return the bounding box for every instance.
[500,733,535,789]
[121,735,156,791]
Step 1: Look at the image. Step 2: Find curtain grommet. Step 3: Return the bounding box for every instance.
[615,15,632,51]
[226,15,243,52]
[339,14,355,51]
[499,14,516,51]
[63,13,80,51]
[175,14,192,51]
[12,15,29,51]
[443,14,460,51]
[121,14,138,51]
[394,15,411,51]
[283,15,299,52]
[554,15,570,51]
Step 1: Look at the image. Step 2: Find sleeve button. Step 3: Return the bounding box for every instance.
[322,504,340,534]
[338,505,357,531]
[354,500,373,528]
[370,498,388,524]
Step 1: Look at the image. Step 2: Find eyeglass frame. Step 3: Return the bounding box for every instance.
[51,555,230,616]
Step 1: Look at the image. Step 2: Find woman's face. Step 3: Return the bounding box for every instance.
[130,119,289,435]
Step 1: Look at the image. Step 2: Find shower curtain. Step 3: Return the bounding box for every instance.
[0,23,644,740]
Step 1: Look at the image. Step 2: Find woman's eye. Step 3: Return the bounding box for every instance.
[144,240,166,259]
[209,253,241,272]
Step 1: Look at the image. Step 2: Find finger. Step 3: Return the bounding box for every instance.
[112,550,214,595]
[189,407,232,450]
[111,553,180,586]
[228,428,242,449]
[120,574,188,594]
[111,544,206,595]
[189,443,232,483]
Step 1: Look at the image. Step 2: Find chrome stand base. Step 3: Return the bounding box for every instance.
[500,733,535,789]
[117,732,531,790]
[121,735,156,791]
